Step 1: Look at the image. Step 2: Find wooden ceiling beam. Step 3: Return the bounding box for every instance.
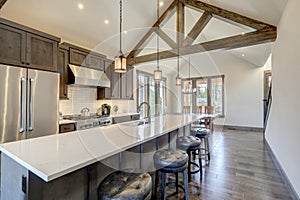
[127,27,276,65]
[154,28,177,49]
[126,0,177,59]
[177,1,185,47]
[0,0,8,9]
[180,0,275,30]
[182,11,212,47]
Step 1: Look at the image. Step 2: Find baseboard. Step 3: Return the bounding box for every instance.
[214,125,263,132]
[265,140,299,200]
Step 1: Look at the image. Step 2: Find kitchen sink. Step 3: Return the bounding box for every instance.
[120,119,151,127]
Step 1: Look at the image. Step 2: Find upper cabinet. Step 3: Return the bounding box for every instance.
[98,62,134,100]
[121,67,134,99]
[65,42,105,71]
[58,45,69,99]
[0,18,60,72]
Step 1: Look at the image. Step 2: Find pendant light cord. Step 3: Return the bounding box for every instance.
[157,0,159,70]
[119,0,122,52]
[189,56,191,83]
[177,0,180,76]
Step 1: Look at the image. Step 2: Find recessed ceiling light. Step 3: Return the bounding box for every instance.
[104,20,109,24]
[124,30,128,34]
[242,54,245,57]
[160,1,164,7]
[241,32,245,35]
[78,3,84,10]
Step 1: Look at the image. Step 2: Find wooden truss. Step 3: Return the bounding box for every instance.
[0,0,7,9]
[126,0,276,66]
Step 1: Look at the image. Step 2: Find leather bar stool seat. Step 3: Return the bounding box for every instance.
[153,149,189,200]
[98,169,152,200]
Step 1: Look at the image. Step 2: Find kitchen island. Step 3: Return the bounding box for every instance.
[0,114,207,200]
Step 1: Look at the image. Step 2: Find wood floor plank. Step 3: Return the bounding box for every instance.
[162,129,294,199]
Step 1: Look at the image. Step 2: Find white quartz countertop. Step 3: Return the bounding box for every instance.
[0,114,206,182]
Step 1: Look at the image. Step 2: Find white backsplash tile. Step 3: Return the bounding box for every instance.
[59,86,136,115]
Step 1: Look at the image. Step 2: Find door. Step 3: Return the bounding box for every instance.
[27,69,59,139]
[264,70,272,99]
[0,65,27,143]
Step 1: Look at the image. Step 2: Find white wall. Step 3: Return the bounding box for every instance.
[173,52,265,128]
[266,0,300,197]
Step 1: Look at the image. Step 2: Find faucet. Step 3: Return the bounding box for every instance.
[137,102,151,123]
[80,107,90,117]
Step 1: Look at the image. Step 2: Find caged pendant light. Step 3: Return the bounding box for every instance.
[175,35,181,86]
[114,0,127,73]
[154,0,162,82]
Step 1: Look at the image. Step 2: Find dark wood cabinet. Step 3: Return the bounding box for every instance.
[98,62,134,100]
[121,67,134,99]
[0,18,60,72]
[59,123,76,133]
[26,33,58,71]
[69,47,89,67]
[89,53,105,71]
[58,45,69,99]
[0,23,26,66]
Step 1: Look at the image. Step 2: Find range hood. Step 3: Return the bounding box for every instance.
[68,64,110,88]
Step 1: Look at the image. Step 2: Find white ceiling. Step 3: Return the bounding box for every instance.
[0,0,287,71]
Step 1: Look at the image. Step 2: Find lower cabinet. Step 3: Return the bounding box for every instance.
[59,123,76,133]
[112,114,140,124]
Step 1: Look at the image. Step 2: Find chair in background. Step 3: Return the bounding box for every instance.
[204,106,214,131]
[182,106,191,114]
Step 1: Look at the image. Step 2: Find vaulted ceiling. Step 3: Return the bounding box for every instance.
[0,0,287,72]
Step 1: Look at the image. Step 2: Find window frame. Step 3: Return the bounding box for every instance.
[136,70,167,116]
[182,74,225,117]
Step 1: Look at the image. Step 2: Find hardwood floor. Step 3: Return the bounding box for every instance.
[164,129,294,200]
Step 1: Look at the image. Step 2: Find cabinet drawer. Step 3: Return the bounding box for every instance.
[113,116,131,124]
[131,114,140,121]
[59,123,76,133]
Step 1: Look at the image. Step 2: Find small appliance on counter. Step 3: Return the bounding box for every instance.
[101,104,111,116]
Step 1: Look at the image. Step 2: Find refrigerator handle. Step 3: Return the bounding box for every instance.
[19,77,25,133]
[28,78,34,131]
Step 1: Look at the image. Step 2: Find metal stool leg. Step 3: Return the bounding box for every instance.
[154,171,158,199]
[175,172,179,193]
[198,148,203,176]
[183,169,189,200]
[206,137,210,161]
[161,172,166,200]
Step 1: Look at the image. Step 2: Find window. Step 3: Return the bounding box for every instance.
[137,71,166,117]
[182,75,224,116]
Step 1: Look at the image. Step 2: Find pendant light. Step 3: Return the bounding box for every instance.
[114,0,126,73]
[175,34,181,86]
[154,0,162,82]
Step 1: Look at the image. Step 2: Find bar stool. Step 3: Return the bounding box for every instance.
[98,169,152,200]
[192,128,211,162]
[176,135,202,179]
[153,149,189,200]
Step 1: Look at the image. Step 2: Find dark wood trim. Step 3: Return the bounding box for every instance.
[154,28,177,49]
[0,0,8,9]
[264,140,300,200]
[126,0,177,59]
[182,11,212,47]
[180,0,275,30]
[223,125,264,132]
[177,1,185,47]
[127,28,276,65]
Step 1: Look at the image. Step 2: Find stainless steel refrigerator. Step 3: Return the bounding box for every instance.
[0,64,59,143]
